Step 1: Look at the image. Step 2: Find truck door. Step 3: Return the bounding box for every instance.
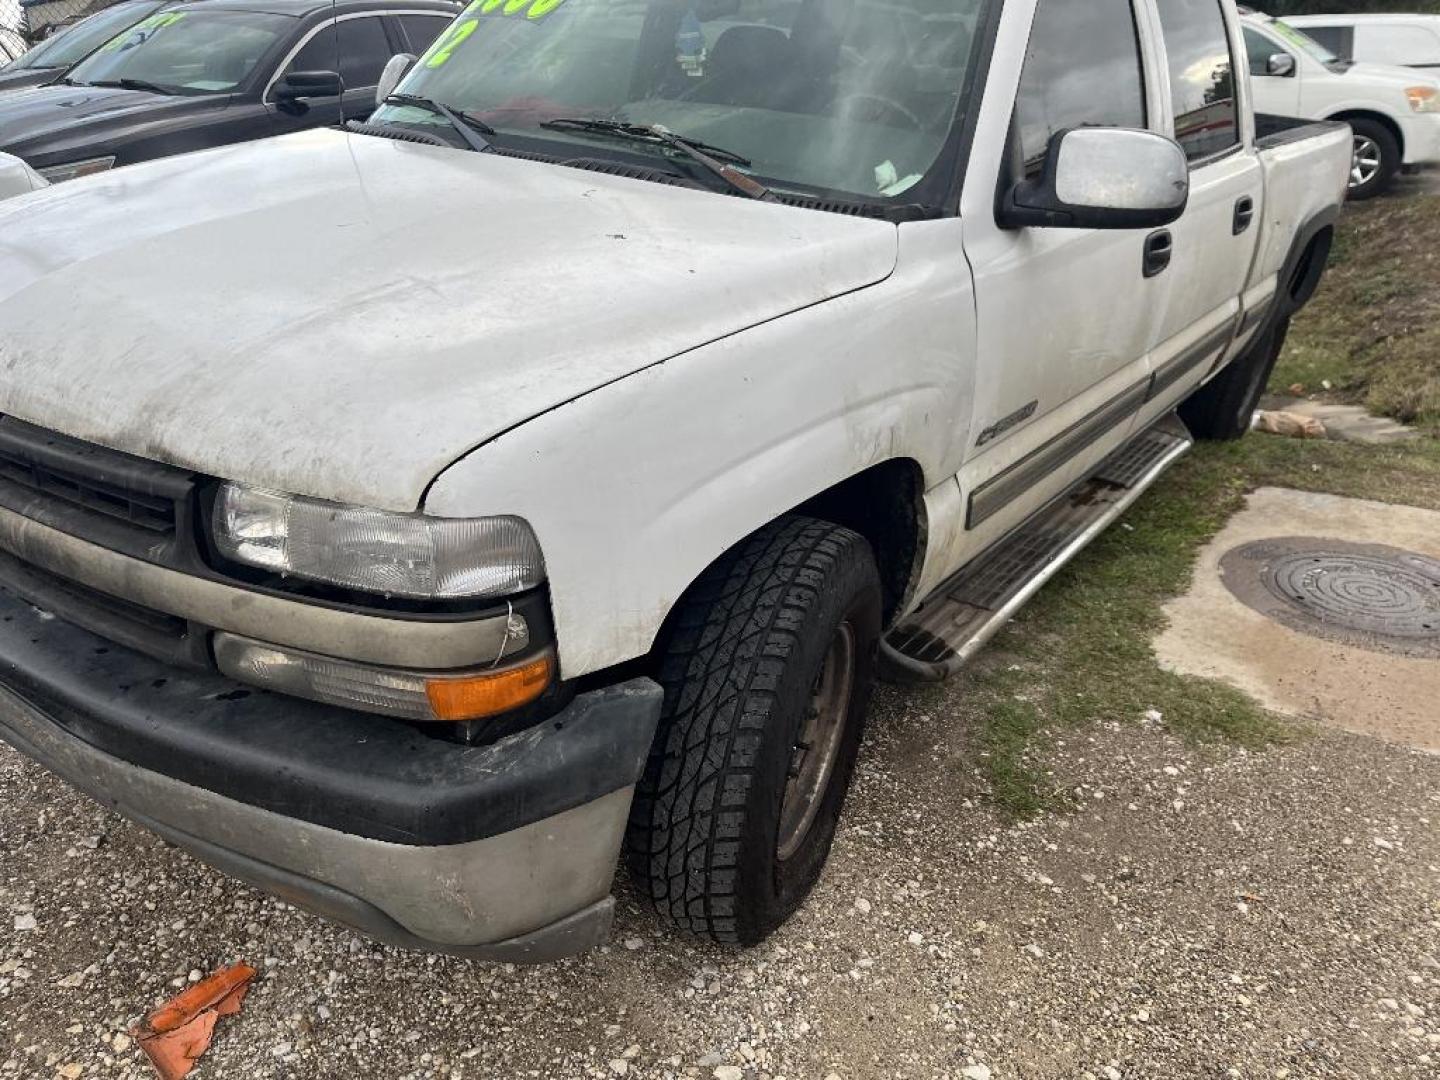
[1135,0,1264,428]
[955,0,1171,551]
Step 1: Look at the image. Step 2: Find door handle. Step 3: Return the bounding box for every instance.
[1143,230,1173,278]
[1233,196,1255,235]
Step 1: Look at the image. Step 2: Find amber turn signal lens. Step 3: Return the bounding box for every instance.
[425,654,552,721]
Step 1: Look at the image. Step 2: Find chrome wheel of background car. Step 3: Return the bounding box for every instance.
[1351,135,1382,189]
[776,620,856,862]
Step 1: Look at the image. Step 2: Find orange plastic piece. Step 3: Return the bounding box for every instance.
[131,963,256,1080]
[425,653,552,720]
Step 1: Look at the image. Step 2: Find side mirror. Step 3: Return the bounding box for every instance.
[1267,52,1297,77]
[376,53,415,109]
[999,128,1189,231]
[273,69,342,113]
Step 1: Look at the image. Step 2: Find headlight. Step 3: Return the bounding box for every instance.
[1406,85,1440,114]
[212,484,545,600]
[35,155,116,183]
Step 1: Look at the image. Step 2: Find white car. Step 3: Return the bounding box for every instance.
[1284,13,1440,71]
[0,150,46,200]
[1242,8,1440,198]
[0,0,1351,961]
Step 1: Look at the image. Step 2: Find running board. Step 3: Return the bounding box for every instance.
[881,415,1194,682]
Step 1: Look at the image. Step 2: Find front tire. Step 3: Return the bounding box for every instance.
[1179,316,1290,441]
[1346,118,1400,201]
[625,517,882,945]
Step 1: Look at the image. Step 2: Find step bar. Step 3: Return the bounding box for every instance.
[881,415,1195,682]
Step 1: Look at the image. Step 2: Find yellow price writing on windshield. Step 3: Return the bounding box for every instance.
[423,17,480,67]
[100,11,186,51]
[423,0,567,67]
[463,0,566,15]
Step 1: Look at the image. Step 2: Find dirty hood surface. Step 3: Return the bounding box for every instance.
[0,128,897,510]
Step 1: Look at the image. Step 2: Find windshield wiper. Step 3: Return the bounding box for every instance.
[538,117,773,201]
[87,77,178,95]
[382,93,494,152]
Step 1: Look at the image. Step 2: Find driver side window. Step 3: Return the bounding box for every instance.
[284,16,391,91]
[1014,0,1148,177]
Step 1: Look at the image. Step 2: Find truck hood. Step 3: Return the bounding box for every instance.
[0,128,897,511]
[0,68,57,96]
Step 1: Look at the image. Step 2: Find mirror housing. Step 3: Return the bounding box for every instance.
[376,53,415,109]
[1267,52,1297,77]
[274,70,342,113]
[999,128,1190,231]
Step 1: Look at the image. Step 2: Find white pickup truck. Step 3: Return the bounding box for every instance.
[0,0,1350,961]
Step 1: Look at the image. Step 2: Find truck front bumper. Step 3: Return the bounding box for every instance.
[0,588,662,962]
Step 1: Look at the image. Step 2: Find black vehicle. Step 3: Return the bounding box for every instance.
[0,0,459,182]
[0,1,172,96]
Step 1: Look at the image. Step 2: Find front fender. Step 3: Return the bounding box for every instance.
[424,220,977,679]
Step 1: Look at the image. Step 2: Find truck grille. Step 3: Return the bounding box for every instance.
[0,415,197,565]
[0,551,204,669]
[0,447,176,534]
[0,416,214,667]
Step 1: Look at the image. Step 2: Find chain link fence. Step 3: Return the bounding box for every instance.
[1,0,28,60]
[2,0,122,51]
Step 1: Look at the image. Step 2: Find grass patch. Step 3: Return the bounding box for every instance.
[1274,191,1440,433]
[958,433,1440,819]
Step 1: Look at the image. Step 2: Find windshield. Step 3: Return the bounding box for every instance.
[5,1,165,72]
[65,9,291,94]
[370,0,985,203]
[1268,17,1339,65]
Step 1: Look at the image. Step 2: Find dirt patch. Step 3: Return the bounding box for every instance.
[1155,487,1440,753]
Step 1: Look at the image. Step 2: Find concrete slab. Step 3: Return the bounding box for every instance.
[1258,395,1418,445]
[1155,487,1440,753]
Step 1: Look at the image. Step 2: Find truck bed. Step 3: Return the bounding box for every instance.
[1249,116,1354,298]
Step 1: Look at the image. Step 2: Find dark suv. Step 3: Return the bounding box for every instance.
[0,0,458,182]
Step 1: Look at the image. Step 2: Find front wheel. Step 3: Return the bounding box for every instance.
[625,517,881,945]
[1347,118,1401,201]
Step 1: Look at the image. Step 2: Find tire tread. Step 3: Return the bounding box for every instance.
[624,517,863,943]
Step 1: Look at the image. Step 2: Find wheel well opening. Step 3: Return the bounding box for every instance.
[1288,226,1333,310]
[792,459,925,626]
[632,459,927,683]
[1332,110,1404,158]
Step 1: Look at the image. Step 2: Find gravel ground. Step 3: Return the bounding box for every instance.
[2,676,1437,1080]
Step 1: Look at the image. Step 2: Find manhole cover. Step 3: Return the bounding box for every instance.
[1220,537,1440,659]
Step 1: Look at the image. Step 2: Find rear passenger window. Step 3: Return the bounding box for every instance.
[1302,25,1354,59]
[1153,0,1239,163]
[1014,0,1147,176]
[399,14,451,54]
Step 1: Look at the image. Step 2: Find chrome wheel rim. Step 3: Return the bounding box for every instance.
[1350,136,1382,189]
[776,622,856,862]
